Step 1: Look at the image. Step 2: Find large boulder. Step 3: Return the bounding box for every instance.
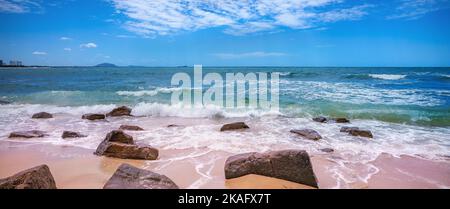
[224,150,318,188]
[0,165,57,189]
[95,142,158,160]
[94,130,158,160]
[62,131,87,139]
[9,130,47,138]
[119,125,144,131]
[104,130,134,144]
[82,114,105,120]
[220,122,249,131]
[290,129,322,141]
[32,112,53,119]
[340,127,373,138]
[107,106,132,117]
[103,164,179,189]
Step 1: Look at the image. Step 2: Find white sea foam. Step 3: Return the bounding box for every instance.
[369,74,407,80]
[116,87,181,96]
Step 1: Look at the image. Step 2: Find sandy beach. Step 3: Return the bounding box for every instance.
[1,140,448,189]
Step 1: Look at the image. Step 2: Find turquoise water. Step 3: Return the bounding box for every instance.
[0,67,449,126]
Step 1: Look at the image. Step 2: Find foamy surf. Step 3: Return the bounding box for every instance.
[369,74,407,80]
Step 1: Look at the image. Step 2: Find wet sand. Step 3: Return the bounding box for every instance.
[0,141,449,189]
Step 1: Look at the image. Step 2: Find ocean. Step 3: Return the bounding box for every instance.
[1,66,449,188]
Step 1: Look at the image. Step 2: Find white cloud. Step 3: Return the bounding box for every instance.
[213,51,287,59]
[32,51,47,55]
[0,0,42,13]
[60,37,72,41]
[108,0,372,37]
[63,48,72,51]
[80,43,98,48]
[387,0,450,20]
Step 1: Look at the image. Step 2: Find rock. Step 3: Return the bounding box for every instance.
[119,125,144,131]
[220,122,250,131]
[106,106,132,117]
[9,130,47,138]
[0,100,11,105]
[320,148,334,153]
[224,150,318,188]
[167,124,184,128]
[0,165,57,189]
[82,114,105,120]
[290,129,322,141]
[340,127,373,138]
[349,129,373,138]
[31,112,53,119]
[103,164,178,189]
[62,131,87,139]
[313,116,328,123]
[94,130,158,160]
[95,142,158,160]
[340,126,359,133]
[333,118,350,123]
[104,130,134,144]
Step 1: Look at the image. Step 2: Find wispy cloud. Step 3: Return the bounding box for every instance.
[80,43,98,48]
[0,0,42,13]
[387,0,450,20]
[60,37,72,41]
[32,51,47,55]
[108,0,372,37]
[213,51,287,59]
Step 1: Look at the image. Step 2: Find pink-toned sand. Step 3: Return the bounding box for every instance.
[1,141,448,189]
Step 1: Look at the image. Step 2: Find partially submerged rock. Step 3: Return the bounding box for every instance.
[9,130,47,138]
[0,100,11,105]
[62,131,87,139]
[333,118,350,123]
[107,106,132,117]
[82,113,105,120]
[32,112,53,119]
[95,130,158,160]
[224,150,318,188]
[320,148,335,153]
[119,125,144,131]
[104,164,179,189]
[340,127,373,138]
[290,129,322,141]
[220,122,249,131]
[0,165,57,189]
[167,124,184,128]
[313,116,328,123]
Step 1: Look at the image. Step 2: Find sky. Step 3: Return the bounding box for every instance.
[0,0,449,67]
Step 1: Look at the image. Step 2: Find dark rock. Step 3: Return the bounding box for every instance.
[62,131,87,139]
[94,130,158,160]
[224,150,318,188]
[104,130,134,144]
[349,129,373,138]
[119,125,144,131]
[167,124,184,128]
[95,142,158,160]
[0,165,56,189]
[320,148,334,153]
[220,122,249,131]
[0,100,11,105]
[290,129,322,141]
[107,106,132,117]
[313,116,328,123]
[9,130,47,138]
[103,164,178,189]
[82,114,105,120]
[32,112,53,119]
[333,118,350,123]
[340,126,359,133]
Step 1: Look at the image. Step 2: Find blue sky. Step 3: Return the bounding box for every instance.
[0,0,449,67]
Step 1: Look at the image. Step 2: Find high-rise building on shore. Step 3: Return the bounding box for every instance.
[9,60,23,66]
[0,60,3,66]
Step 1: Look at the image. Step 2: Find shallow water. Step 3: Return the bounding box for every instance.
[0,66,449,188]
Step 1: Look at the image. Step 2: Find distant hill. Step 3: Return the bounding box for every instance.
[95,63,117,67]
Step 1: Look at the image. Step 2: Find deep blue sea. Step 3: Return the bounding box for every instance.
[1,67,449,126]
